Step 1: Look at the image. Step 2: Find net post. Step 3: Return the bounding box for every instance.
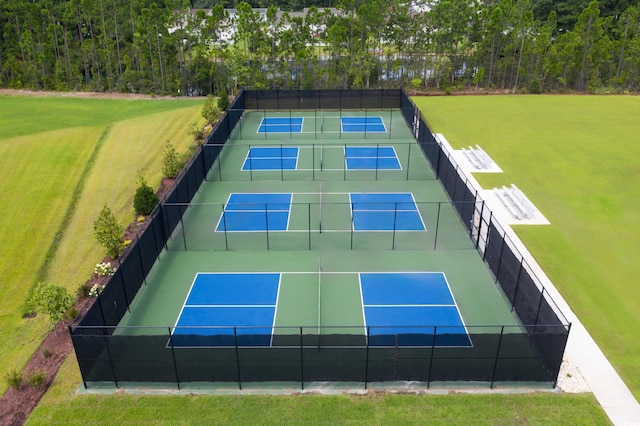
[308,203,312,250]
[312,142,315,181]
[350,208,354,250]
[389,108,393,140]
[343,143,347,181]
[280,143,284,181]
[375,143,379,181]
[319,182,323,234]
[289,109,292,140]
[364,108,368,140]
[167,327,181,390]
[433,202,442,250]
[222,203,229,251]
[249,144,253,182]
[265,203,270,251]
[490,326,505,389]
[263,109,267,141]
[392,202,398,250]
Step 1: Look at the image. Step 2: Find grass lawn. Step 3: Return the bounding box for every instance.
[28,354,609,425]
[413,95,640,401]
[0,95,204,394]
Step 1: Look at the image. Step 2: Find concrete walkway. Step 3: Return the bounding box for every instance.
[437,134,640,425]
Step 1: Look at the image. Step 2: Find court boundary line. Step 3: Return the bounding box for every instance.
[348,192,427,232]
[358,271,473,347]
[169,272,282,348]
[256,117,304,134]
[340,115,388,134]
[214,192,293,233]
[241,146,300,172]
[343,145,403,171]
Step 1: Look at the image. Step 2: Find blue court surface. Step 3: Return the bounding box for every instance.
[242,146,299,171]
[258,117,303,133]
[171,273,280,347]
[350,193,425,231]
[341,116,386,133]
[360,272,472,347]
[216,193,292,232]
[344,146,401,170]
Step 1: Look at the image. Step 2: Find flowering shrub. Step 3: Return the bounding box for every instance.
[89,284,105,298]
[94,262,116,276]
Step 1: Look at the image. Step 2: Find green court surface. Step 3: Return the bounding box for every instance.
[117,110,521,343]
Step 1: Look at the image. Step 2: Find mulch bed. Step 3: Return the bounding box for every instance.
[0,314,76,425]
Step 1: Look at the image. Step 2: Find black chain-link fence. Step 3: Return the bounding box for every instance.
[70,89,569,389]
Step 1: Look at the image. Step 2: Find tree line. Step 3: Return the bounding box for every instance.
[1,0,639,95]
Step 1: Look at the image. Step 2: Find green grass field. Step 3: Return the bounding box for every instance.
[0,95,204,394]
[413,95,640,401]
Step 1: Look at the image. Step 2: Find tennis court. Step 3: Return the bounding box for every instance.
[73,90,569,389]
[120,108,520,343]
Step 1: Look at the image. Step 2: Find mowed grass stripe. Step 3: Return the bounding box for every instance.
[0,95,202,140]
[46,106,203,289]
[0,127,99,390]
[0,97,204,395]
[413,95,640,400]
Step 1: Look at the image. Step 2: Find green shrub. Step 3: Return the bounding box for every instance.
[93,204,124,258]
[133,176,159,215]
[76,283,90,299]
[26,370,46,388]
[66,306,79,320]
[40,346,52,359]
[202,95,220,125]
[162,143,184,179]
[217,89,230,111]
[29,283,75,329]
[528,78,542,94]
[5,369,22,389]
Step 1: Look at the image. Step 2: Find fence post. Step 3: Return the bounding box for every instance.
[406,143,411,180]
[427,326,436,389]
[234,327,242,390]
[490,326,505,388]
[533,287,546,332]
[167,327,181,390]
[494,231,507,284]
[433,202,442,250]
[364,326,370,390]
[104,335,119,388]
[179,214,187,251]
[511,260,525,311]
[134,234,148,288]
[300,327,304,390]
[475,200,486,249]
